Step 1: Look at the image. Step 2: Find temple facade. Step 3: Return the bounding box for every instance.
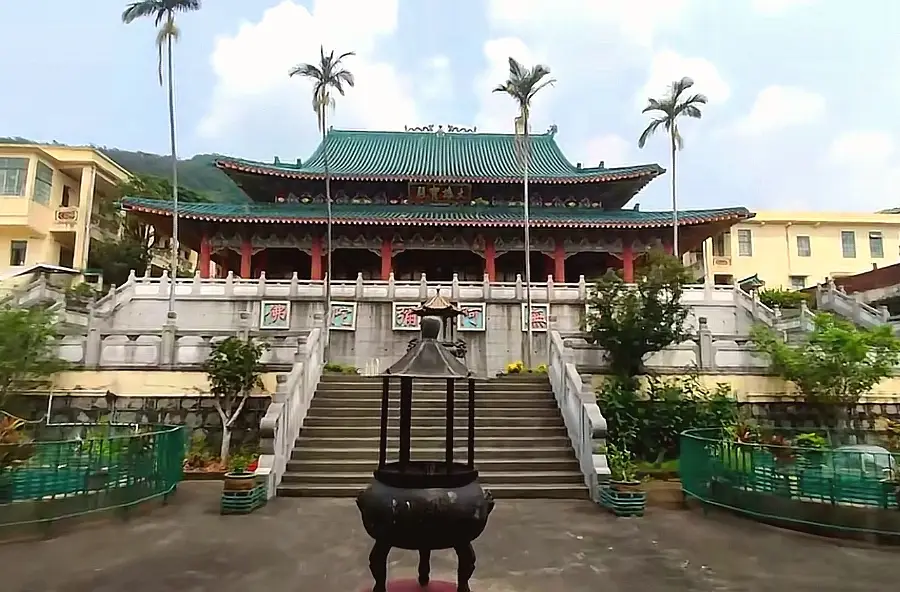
[122,127,752,283]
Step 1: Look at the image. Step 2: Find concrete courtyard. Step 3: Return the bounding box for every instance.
[1,482,897,592]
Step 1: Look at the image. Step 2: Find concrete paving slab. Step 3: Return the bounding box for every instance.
[0,482,897,592]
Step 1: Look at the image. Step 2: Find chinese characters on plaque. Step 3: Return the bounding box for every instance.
[456,303,486,332]
[260,301,291,330]
[392,302,422,331]
[408,183,471,204]
[330,302,358,331]
[520,303,549,332]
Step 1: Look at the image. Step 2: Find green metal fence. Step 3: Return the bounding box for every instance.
[681,428,900,538]
[0,424,185,530]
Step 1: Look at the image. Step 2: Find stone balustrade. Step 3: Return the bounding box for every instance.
[57,311,310,369]
[97,269,745,305]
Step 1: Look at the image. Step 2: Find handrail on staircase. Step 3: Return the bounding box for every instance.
[547,331,609,501]
[256,322,325,498]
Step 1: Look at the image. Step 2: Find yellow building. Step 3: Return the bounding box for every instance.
[0,143,131,276]
[691,211,900,290]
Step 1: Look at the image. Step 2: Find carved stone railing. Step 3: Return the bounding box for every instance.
[104,269,747,305]
[256,322,325,498]
[548,331,608,501]
[817,280,890,329]
[59,312,310,369]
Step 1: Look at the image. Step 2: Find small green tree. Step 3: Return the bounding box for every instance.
[585,250,691,381]
[203,337,267,464]
[751,314,900,412]
[0,306,66,411]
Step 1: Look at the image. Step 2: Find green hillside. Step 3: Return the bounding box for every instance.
[0,136,248,203]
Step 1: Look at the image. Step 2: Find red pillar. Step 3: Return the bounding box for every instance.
[622,243,634,283]
[484,237,496,281]
[240,236,252,278]
[553,240,565,282]
[380,237,392,281]
[199,233,211,279]
[310,235,323,280]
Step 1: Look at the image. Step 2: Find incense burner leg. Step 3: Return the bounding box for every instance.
[417,549,432,586]
[368,540,391,592]
[455,543,476,592]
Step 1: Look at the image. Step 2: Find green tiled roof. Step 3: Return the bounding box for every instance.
[216,129,663,184]
[123,197,751,229]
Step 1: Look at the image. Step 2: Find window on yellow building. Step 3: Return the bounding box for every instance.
[841,231,856,258]
[33,162,53,205]
[712,232,731,257]
[0,158,28,196]
[796,235,811,257]
[789,275,807,290]
[869,231,884,258]
[9,240,27,266]
[737,229,753,256]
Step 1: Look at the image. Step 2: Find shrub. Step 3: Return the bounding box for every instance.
[758,288,811,310]
[597,374,737,464]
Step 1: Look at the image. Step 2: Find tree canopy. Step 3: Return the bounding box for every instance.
[752,313,900,406]
[585,250,692,380]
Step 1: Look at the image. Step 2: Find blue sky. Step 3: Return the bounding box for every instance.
[3,0,900,212]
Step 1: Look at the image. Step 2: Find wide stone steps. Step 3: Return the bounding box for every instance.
[295,435,571,449]
[279,375,588,499]
[299,426,567,438]
[305,406,554,418]
[286,458,581,473]
[277,483,587,499]
[303,415,564,428]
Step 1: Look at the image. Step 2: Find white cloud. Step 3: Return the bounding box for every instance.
[197,0,419,157]
[732,85,826,135]
[486,0,691,47]
[637,50,731,107]
[751,0,817,17]
[827,131,895,167]
[581,134,632,168]
[419,55,452,102]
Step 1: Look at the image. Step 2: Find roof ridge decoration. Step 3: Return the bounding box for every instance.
[403,124,478,133]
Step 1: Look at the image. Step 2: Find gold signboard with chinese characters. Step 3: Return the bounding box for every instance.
[408,183,471,204]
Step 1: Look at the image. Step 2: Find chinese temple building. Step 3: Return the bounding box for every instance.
[122,126,752,283]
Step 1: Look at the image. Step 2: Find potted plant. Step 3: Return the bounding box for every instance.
[600,444,647,517]
[0,416,36,503]
[793,432,828,467]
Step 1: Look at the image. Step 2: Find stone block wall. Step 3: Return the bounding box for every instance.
[9,394,269,450]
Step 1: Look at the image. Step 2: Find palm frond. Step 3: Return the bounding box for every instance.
[669,76,695,102]
[122,1,164,24]
[289,63,323,79]
[494,57,554,110]
[638,117,665,149]
[289,46,355,131]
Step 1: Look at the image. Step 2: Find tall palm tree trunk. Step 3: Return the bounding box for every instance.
[670,130,678,258]
[522,111,534,369]
[321,108,332,358]
[166,29,180,314]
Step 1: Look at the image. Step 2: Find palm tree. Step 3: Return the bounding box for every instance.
[493,58,555,369]
[289,47,355,355]
[122,0,201,313]
[638,76,708,258]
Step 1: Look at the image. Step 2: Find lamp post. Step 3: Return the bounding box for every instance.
[516,115,534,369]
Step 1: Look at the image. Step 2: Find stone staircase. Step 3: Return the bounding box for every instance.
[278,374,588,499]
